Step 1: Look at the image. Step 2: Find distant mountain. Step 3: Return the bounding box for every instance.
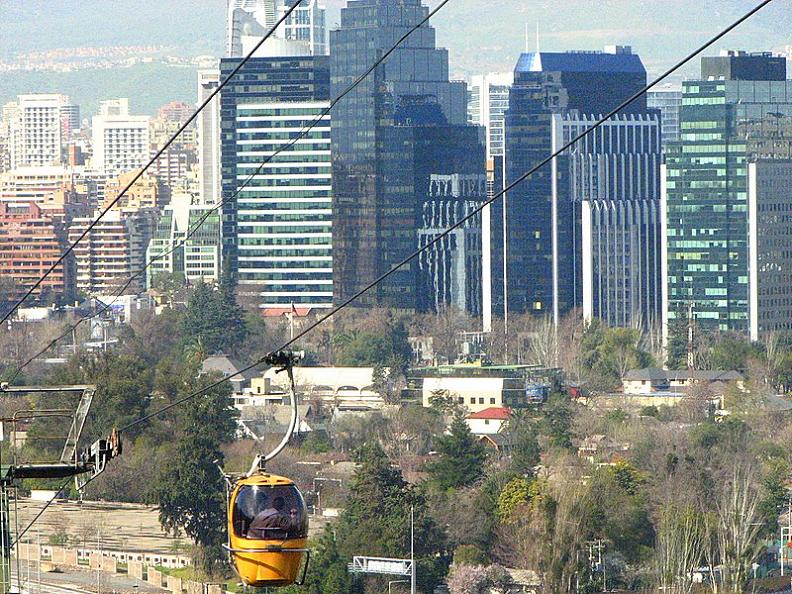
[1,0,789,115]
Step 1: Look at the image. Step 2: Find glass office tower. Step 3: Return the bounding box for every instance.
[664,52,792,333]
[330,0,473,311]
[220,55,332,312]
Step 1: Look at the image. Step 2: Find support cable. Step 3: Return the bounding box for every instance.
[8,0,454,381]
[0,0,306,328]
[119,0,775,435]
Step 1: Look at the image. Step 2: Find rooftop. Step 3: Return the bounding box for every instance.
[623,368,744,382]
[467,407,511,420]
[515,49,645,74]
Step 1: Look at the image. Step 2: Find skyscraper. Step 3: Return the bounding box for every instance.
[147,193,222,287]
[330,0,478,312]
[467,72,513,329]
[227,0,277,56]
[747,160,792,341]
[503,46,659,326]
[467,72,513,158]
[91,99,150,177]
[220,54,333,312]
[647,85,682,148]
[227,0,326,58]
[279,0,327,56]
[198,70,222,205]
[663,52,792,336]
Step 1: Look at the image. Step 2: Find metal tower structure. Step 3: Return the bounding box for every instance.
[0,384,121,594]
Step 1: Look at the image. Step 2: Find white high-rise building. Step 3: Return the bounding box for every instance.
[228,0,327,58]
[227,0,278,56]
[91,99,150,177]
[198,70,222,205]
[279,0,327,56]
[467,73,513,158]
[9,94,71,168]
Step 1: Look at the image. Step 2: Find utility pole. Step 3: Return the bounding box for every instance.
[410,506,416,594]
[687,301,695,372]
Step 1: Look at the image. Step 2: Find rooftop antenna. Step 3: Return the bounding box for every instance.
[536,21,540,53]
[524,22,529,53]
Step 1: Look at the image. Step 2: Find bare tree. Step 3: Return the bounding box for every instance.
[525,315,558,368]
[425,305,473,364]
[655,504,706,594]
[702,461,764,594]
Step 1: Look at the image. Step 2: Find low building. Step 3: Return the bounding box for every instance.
[201,354,258,395]
[250,366,385,410]
[466,406,510,435]
[623,368,744,394]
[406,363,561,413]
[574,434,631,464]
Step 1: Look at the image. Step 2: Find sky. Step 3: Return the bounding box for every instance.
[1,0,790,113]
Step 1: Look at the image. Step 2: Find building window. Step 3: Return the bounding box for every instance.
[490,397,496,404]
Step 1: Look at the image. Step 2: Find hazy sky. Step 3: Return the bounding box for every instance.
[1,0,790,114]
[2,0,790,75]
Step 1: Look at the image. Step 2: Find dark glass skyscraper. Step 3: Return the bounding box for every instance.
[502,47,657,324]
[330,0,479,312]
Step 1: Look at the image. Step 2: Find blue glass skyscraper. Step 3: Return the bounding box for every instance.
[502,46,660,327]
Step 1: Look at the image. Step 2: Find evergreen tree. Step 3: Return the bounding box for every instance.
[503,412,541,474]
[180,277,248,355]
[335,444,448,592]
[425,413,487,490]
[217,268,248,350]
[154,374,237,575]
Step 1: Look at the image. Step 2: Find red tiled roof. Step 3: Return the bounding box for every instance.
[467,407,511,420]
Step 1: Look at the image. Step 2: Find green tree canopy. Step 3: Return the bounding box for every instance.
[154,373,237,574]
[425,414,487,491]
[180,275,248,356]
[336,444,448,592]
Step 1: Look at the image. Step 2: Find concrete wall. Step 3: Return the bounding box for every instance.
[17,544,221,592]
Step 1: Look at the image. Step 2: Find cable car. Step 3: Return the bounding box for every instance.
[228,473,309,586]
[224,351,310,587]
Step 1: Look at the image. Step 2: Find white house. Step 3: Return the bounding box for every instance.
[466,406,511,435]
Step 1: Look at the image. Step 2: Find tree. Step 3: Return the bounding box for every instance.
[335,444,447,593]
[425,413,487,491]
[447,564,514,594]
[180,278,248,355]
[154,374,237,575]
[502,411,541,474]
[496,477,536,522]
[655,504,706,594]
[594,327,653,384]
[284,525,353,594]
[703,462,764,594]
[217,269,248,350]
[150,271,186,294]
[709,334,758,372]
[666,304,691,369]
[539,394,574,451]
[424,305,472,365]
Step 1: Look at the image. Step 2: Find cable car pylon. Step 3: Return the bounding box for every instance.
[223,350,311,588]
[0,384,122,594]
